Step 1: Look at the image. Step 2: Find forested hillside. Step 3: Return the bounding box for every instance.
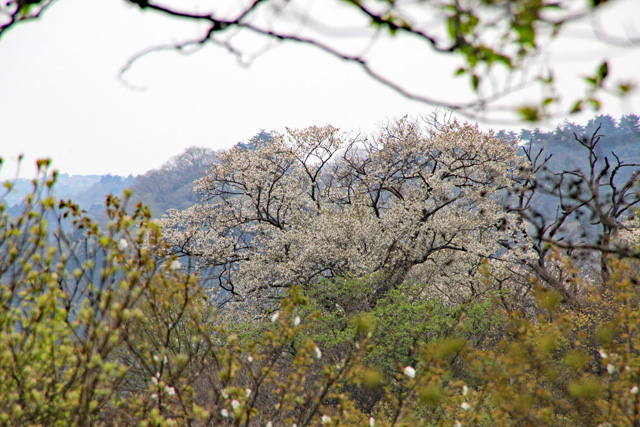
[4,116,637,221]
[1,115,640,426]
[498,114,640,172]
[130,130,272,218]
[499,114,640,245]
[1,132,270,226]
[3,0,640,422]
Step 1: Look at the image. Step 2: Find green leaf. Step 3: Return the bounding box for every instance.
[471,74,480,90]
[454,67,466,76]
[618,81,635,95]
[466,50,478,68]
[514,24,535,47]
[568,376,602,399]
[419,384,443,406]
[535,289,560,311]
[563,349,588,371]
[447,16,457,40]
[538,72,554,84]
[570,100,583,113]
[519,106,539,122]
[362,368,384,388]
[495,54,513,69]
[434,337,465,359]
[597,61,608,81]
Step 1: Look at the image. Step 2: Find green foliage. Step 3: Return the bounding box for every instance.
[3,161,640,426]
[0,164,162,425]
[0,169,376,426]
[287,276,501,416]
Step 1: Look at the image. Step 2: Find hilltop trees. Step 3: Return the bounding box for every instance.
[3,118,640,425]
[131,135,272,218]
[161,118,531,312]
[158,114,640,326]
[512,119,640,295]
[152,115,640,422]
[132,146,219,216]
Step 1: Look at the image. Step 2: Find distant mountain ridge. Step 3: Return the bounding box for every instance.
[496,113,640,172]
[3,173,113,207]
[3,117,637,222]
[2,173,134,225]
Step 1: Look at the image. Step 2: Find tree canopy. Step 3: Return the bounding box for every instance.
[161,119,531,312]
[2,121,640,425]
[132,145,220,217]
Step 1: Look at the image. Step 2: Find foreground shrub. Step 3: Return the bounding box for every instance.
[0,165,374,426]
[2,164,640,426]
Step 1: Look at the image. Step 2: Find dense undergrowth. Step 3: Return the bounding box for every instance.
[2,150,640,426]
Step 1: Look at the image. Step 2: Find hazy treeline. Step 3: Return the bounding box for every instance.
[1,115,640,426]
[4,115,638,224]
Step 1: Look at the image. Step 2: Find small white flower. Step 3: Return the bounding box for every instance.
[294,316,301,327]
[403,366,416,379]
[607,364,616,374]
[118,239,128,251]
[271,311,280,322]
[165,386,176,396]
[462,385,469,396]
[461,402,471,411]
[631,386,639,395]
[169,260,181,270]
[151,393,158,400]
[599,348,608,359]
[315,346,322,359]
[455,421,462,427]
[151,376,158,385]
[221,390,229,399]
[247,356,254,363]
[321,415,332,424]
[369,417,375,427]
[246,388,252,398]
[220,408,230,418]
[231,399,240,410]
[266,422,273,427]
[153,355,161,362]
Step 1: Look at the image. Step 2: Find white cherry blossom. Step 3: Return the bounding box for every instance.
[161,119,531,314]
[403,366,416,378]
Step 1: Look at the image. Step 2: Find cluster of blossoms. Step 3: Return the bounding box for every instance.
[149,369,175,400]
[161,118,533,312]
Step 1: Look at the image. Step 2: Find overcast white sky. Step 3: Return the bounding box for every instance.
[1,0,639,178]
